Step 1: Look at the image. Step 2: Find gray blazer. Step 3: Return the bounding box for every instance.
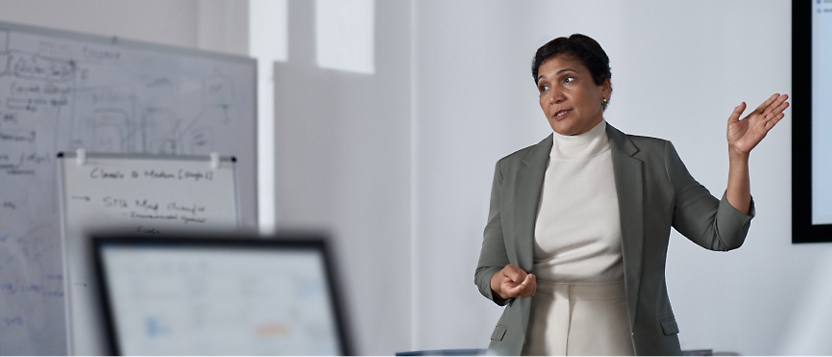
[475,123,754,355]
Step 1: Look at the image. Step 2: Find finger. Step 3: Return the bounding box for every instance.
[503,276,533,298]
[522,273,535,287]
[525,274,537,297]
[502,264,526,283]
[728,102,746,124]
[761,94,789,116]
[754,93,779,114]
[500,284,522,298]
[765,112,785,130]
[500,277,521,294]
[758,100,789,127]
[756,112,785,134]
[516,275,536,298]
[770,99,790,116]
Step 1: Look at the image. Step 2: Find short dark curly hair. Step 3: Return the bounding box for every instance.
[532,34,612,95]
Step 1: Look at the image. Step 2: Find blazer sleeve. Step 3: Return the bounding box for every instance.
[665,141,755,251]
[475,160,511,306]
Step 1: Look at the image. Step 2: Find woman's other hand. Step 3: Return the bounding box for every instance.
[490,264,537,300]
[724,93,788,214]
[727,93,789,156]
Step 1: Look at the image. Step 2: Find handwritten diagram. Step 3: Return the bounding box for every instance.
[0,23,255,355]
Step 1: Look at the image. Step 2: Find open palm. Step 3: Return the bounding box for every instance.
[727,93,789,155]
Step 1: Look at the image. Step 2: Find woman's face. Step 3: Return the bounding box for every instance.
[536,54,611,136]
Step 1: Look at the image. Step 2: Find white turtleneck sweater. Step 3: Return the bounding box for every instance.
[533,120,624,283]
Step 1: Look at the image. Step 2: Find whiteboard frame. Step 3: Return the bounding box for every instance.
[0,20,257,70]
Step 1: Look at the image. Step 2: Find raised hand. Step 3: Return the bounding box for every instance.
[727,93,789,156]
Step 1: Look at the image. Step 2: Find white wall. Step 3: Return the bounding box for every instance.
[0,0,247,55]
[0,0,199,50]
[272,1,413,355]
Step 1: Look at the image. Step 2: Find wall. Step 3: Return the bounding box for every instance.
[0,0,199,50]
[272,1,413,355]
[0,0,247,55]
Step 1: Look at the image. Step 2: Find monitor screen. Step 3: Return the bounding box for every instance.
[93,235,350,355]
[812,1,832,225]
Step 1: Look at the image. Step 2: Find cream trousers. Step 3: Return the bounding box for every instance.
[521,281,635,356]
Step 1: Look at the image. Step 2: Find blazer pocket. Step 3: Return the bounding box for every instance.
[490,324,508,341]
[660,317,679,336]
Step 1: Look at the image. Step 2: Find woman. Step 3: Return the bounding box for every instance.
[474,34,788,356]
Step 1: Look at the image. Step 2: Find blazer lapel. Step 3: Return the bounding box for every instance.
[607,124,644,330]
[513,135,552,272]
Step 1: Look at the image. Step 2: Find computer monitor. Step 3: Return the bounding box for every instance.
[92,233,351,355]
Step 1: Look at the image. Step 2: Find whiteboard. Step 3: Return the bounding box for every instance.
[58,152,239,355]
[0,21,256,355]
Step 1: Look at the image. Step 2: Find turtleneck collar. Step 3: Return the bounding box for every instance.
[550,120,610,160]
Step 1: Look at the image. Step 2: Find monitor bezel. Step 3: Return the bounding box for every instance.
[792,0,832,243]
[91,232,353,355]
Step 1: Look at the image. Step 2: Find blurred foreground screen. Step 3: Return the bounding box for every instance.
[93,235,350,355]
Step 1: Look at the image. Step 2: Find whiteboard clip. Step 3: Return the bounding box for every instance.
[210,152,220,170]
[76,148,86,166]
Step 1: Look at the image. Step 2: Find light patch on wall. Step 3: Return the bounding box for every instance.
[250,0,288,234]
[250,0,288,62]
[315,0,375,74]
